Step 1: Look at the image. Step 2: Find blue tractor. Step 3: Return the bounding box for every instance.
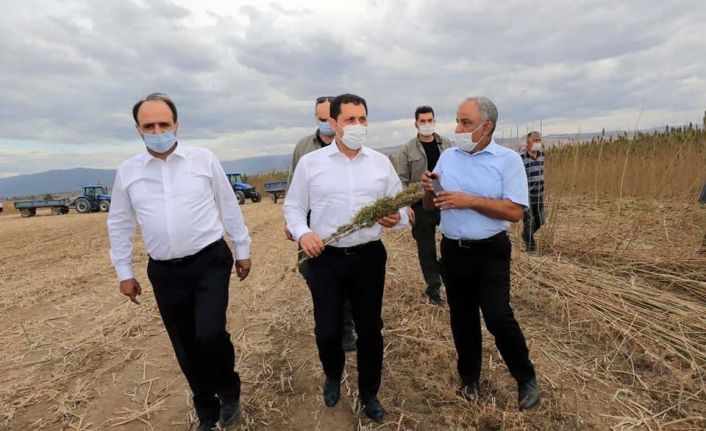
[226,173,261,205]
[73,184,112,213]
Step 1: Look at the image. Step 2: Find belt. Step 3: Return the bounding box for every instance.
[325,240,381,256]
[150,238,224,265]
[443,231,507,248]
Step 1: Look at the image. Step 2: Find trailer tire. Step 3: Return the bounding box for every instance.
[99,200,110,212]
[61,206,69,214]
[51,207,62,215]
[20,209,32,218]
[75,198,91,214]
[272,194,278,203]
[236,191,246,205]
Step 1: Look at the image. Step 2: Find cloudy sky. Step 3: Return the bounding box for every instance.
[1,0,705,177]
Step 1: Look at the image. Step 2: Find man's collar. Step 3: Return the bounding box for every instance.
[328,138,370,157]
[454,139,501,157]
[140,143,186,165]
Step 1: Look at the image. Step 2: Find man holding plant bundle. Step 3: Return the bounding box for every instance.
[421,97,540,412]
[396,105,452,305]
[283,93,408,423]
[285,96,357,352]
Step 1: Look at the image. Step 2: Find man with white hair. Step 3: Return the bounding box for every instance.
[520,131,545,253]
[421,96,540,412]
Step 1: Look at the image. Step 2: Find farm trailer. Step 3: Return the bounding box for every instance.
[13,185,112,218]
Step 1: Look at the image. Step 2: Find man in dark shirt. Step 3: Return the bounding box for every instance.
[520,131,545,253]
[396,106,452,304]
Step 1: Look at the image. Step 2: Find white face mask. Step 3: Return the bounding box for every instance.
[418,124,435,137]
[532,142,543,152]
[454,122,486,153]
[340,124,367,150]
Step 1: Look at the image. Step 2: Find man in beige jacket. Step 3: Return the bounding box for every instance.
[396,105,452,304]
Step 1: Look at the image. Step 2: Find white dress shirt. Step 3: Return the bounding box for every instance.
[283,141,408,247]
[108,144,251,281]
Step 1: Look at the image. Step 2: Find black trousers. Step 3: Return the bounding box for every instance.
[411,202,442,291]
[440,233,535,386]
[307,240,386,400]
[147,239,240,423]
[522,199,545,251]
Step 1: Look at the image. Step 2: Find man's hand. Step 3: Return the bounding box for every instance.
[235,259,252,281]
[434,191,473,210]
[119,278,142,304]
[406,206,415,225]
[284,226,294,241]
[378,212,401,228]
[421,170,436,193]
[299,232,325,258]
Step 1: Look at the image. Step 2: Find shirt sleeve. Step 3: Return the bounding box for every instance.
[503,153,530,208]
[107,169,137,281]
[283,156,312,242]
[210,153,252,260]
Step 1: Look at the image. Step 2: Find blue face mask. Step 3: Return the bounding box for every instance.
[318,120,335,136]
[143,131,177,153]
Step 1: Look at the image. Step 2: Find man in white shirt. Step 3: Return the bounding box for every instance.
[284,93,408,423]
[107,93,252,431]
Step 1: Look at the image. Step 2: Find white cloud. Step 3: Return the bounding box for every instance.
[0,0,705,176]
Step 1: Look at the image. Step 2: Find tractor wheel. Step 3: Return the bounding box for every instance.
[236,191,246,205]
[51,207,62,215]
[99,200,110,212]
[75,198,91,214]
[20,209,32,218]
[251,192,262,203]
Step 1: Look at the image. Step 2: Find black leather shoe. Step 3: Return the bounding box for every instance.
[194,420,216,431]
[460,381,479,402]
[518,378,540,411]
[361,397,385,423]
[425,287,443,305]
[323,378,340,407]
[341,327,356,351]
[219,398,241,427]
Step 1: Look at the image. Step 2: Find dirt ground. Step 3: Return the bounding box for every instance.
[1,200,704,430]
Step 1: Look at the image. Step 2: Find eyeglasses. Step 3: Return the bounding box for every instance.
[316,96,334,104]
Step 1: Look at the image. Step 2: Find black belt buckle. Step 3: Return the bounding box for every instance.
[343,246,358,256]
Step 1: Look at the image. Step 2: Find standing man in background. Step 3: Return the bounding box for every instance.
[108,93,252,431]
[396,105,452,305]
[421,96,540,412]
[284,93,408,423]
[285,96,357,351]
[520,131,545,254]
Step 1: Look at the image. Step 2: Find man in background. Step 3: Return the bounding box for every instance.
[520,131,545,253]
[396,105,452,305]
[285,96,357,351]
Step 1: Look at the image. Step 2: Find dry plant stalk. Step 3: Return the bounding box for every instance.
[297,183,423,264]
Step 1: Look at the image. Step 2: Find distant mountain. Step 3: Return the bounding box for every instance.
[0,154,291,199]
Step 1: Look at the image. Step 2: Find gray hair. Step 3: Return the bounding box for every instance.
[526,131,541,141]
[462,97,498,134]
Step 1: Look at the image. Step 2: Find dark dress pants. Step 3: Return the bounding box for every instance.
[440,233,535,386]
[147,239,240,424]
[522,199,545,251]
[306,241,386,400]
[411,202,442,291]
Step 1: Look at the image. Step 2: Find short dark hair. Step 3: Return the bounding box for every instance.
[415,105,434,120]
[330,93,368,121]
[132,93,178,125]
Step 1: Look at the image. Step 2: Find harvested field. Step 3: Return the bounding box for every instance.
[0,197,704,430]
